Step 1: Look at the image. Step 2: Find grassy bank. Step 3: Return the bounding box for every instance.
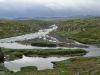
[5,57,100,75]
[57,17,100,44]
[0,20,53,39]
[31,41,57,47]
[3,48,87,60]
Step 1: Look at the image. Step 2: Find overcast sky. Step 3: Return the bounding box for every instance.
[0,0,100,18]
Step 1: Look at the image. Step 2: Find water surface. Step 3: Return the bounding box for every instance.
[1,24,100,72]
[4,56,70,72]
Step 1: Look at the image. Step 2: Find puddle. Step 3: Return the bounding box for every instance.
[4,56,70,72]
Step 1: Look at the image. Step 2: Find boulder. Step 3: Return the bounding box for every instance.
[0,48,4,63]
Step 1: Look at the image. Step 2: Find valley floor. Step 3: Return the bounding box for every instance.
[0,17,100,75]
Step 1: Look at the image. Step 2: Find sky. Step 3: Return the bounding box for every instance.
[0,0,100,18]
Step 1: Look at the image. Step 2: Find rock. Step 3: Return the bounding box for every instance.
[0,48,4,63]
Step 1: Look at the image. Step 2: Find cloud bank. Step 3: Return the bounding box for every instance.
[0,0,100,18]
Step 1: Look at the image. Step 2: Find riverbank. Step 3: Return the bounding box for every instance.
[56,17,100,44]
[4,57,100,75]
[3,48,86,60]
[0,20,53,39]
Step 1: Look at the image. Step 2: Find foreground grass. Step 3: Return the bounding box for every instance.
[0,63,5,70]
[0,63,8,75]
[5,57,100,75]
[3,48,86,60]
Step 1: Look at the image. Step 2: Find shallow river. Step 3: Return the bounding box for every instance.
[4,45,100,72]
[0,24,100,72]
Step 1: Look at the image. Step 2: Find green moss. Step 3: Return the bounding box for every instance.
[20,66,37,72]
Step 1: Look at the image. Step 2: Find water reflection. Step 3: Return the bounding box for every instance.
[4,56,70,72]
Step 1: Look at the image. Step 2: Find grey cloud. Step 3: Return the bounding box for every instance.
[0,0,100,18]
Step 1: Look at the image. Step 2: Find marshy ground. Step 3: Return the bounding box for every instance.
[0,17,100,75]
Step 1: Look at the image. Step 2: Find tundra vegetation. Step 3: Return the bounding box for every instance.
[0,17,100,75]
[0,20,53,39]
[56,17,100,44]
[0,17,100,44]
